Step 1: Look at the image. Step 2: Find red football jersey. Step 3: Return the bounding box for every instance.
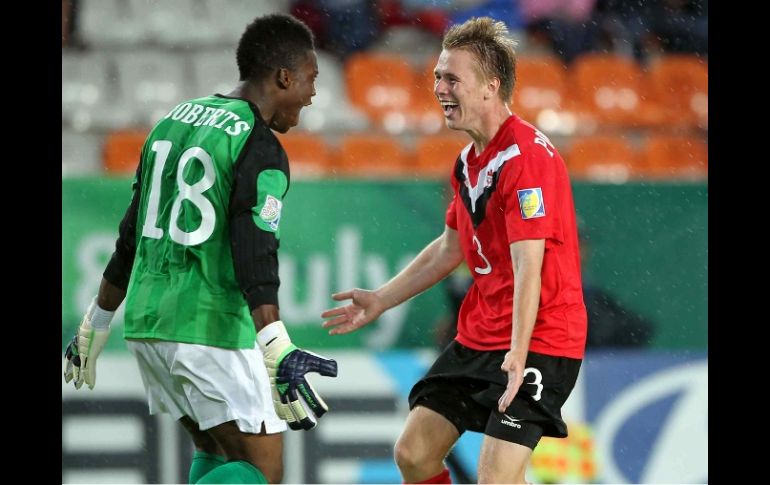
[445,115,587,358]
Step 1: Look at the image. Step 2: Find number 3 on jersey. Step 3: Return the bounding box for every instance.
[472,235,492,275]
[142,140,217,246]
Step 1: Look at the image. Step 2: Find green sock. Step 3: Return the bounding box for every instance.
[196,460,268,484]
[189,451,226,484]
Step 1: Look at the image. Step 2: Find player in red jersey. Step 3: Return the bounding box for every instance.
[322,16,586,484]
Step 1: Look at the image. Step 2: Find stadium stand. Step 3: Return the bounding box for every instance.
[62,0,707,183]
[646,54,708,130]
[639,134,708,180]
[566,135,639,183]
[102,129,147,175]
[337,134,409,178]
[276,133,332,179]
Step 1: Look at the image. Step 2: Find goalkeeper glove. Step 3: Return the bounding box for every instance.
[257,321,338,430]
[63,298,114,390]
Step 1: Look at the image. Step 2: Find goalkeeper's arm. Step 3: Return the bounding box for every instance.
[64,163,140,389]
[228,157,337,429]
[229,213,338,430]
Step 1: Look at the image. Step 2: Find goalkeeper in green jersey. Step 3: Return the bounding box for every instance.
[63,13,337,484]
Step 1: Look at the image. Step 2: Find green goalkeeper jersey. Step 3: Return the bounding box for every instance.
[122,95,289,348]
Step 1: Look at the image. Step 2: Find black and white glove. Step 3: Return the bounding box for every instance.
[258,321,338,430]
[63,298,114,390]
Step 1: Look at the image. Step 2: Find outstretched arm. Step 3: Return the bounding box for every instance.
[321,225,464,335]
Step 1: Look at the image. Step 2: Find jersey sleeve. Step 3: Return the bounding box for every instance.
[229,131,290,311]
[103,158,143,290]
[445,192,459,230]
[500,146,566,245]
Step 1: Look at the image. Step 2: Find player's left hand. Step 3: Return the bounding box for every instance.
[498,350,526,412]
[63,314,111,390]
[258,321,338,430]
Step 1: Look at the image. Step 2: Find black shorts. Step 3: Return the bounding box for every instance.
[408,340,582,449]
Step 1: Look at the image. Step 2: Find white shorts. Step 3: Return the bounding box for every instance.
[126,339,287,435]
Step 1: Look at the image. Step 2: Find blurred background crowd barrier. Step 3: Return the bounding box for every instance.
[63,350,706,483]
[62,0,707,483]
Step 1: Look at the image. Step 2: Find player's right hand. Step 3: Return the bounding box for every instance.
[321,288,385,335]
[257,321,338,430]
[63,334,81,385]
[63,314,111,390]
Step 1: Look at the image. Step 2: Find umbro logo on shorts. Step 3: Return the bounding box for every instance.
[501,414,522,429]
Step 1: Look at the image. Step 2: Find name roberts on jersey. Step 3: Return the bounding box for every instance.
[163,101,252,136]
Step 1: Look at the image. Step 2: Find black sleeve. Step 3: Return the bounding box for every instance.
[103,160,143,290]
[229,128,290,311]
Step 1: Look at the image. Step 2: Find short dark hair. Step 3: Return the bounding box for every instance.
[236,13,315,82]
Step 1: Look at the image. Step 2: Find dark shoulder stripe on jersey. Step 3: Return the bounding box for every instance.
[228,108,290,310]
[229,109,289,215]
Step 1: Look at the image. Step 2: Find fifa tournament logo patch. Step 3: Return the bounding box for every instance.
[517,188,545,219]
[259,195,282,231]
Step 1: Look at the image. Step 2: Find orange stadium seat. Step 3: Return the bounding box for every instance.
[571,54,661,128]
[513,56,569,124]
[566,135,638,182]
[103,129,148,174]
[417,58,439,101]
[344,53,420,132]
[639,135,708,179]
[647,55,708,129]
[336,135,409,178]
[414,135,469,178]
[410,58,446,134]
[276,133,331,179]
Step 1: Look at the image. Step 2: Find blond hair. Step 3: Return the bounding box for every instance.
[442,17,518,102]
